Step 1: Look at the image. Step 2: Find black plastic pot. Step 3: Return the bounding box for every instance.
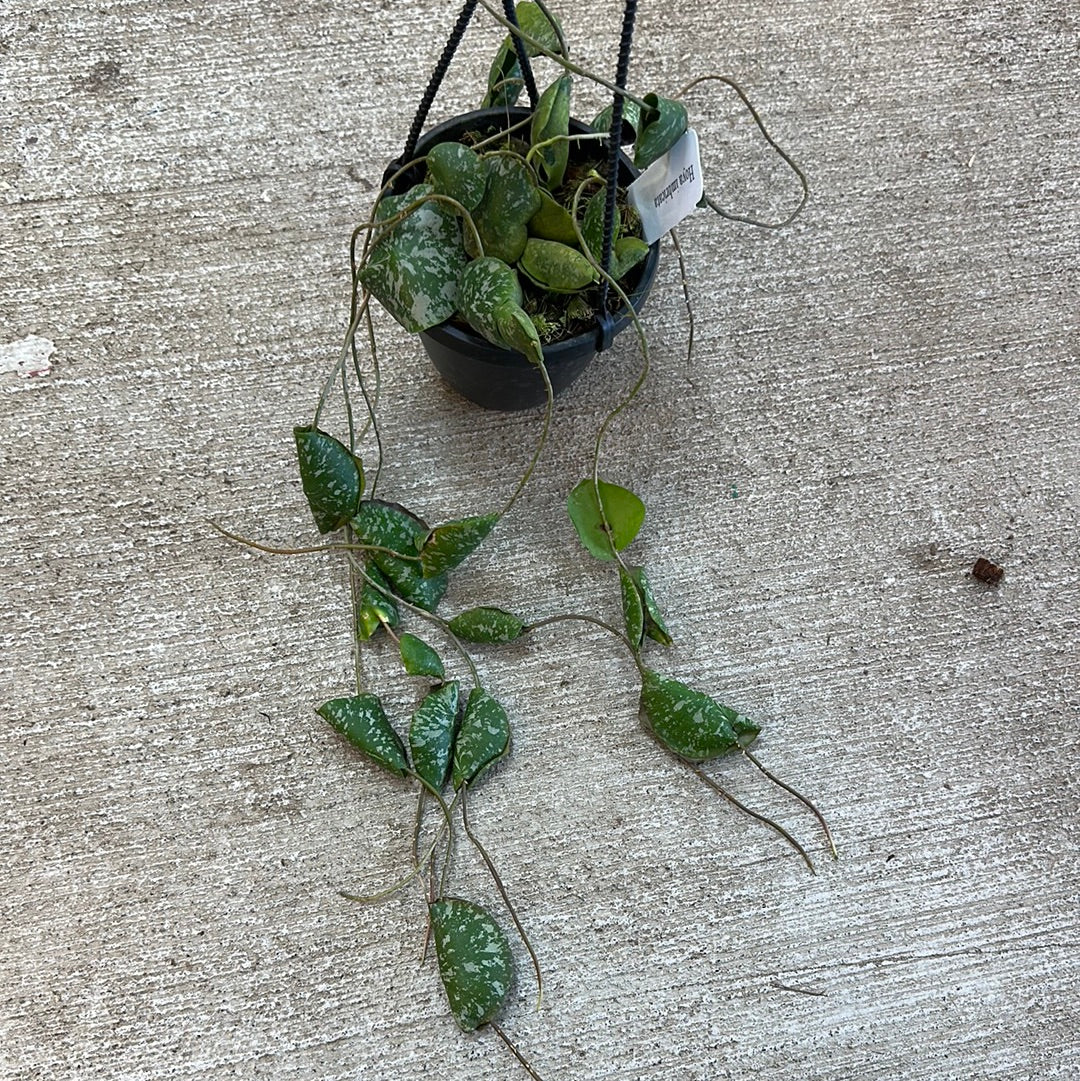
[392,107,661,411]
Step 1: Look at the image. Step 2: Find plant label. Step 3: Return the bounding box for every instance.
[628,129,703,244]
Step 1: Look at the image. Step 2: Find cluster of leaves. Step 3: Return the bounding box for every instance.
[273,6,831,1075]
[293,401,802,1046]
[358,1,689,363]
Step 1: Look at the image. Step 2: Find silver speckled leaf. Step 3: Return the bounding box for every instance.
[430,897,513,1031]
[359,183,467,333]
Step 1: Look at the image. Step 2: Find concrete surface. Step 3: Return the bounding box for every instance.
[2,1,1077,1079]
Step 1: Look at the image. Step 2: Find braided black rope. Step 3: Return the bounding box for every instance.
[384,0,540,187]
[502,0,539,109]
[597,0,639,351]
[383,0,479,187]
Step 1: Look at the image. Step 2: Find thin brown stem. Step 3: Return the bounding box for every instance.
[743,749,837,859]
[462,785,543,1010]
[687,763,816,875]
[490,1023,547,1081]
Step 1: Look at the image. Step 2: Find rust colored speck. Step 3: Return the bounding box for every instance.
[971,557,1005,586]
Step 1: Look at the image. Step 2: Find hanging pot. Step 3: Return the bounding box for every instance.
[389,107,660,412]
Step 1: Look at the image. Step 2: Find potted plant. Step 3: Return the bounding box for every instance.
[223,2,831,1076]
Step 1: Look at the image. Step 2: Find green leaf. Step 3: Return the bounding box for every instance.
[399,632,445,679]
[409,681,459,790]
[635,94,689,169]
[481,1,563,109]
[356,561,399,640]
[469,155,541,265]
[457,258,543,366]
[482,42,522,109]
[358,183,467,333]
[530,75,572,189]
[638,669,760,761]
[427,142,487,213]
[619,565,644,649]
[420,513,500,578]
[351,500,448,613]
[515,0,563,56]
[529,188,579,244]
[590,99,642,144]
[453,688,510,789]
[317,694,408,777]
[566,478,646,561]
[519,238,598,294]
[631,566,672,646]
[612,235,650,279]
[293,427,363,534]
[430,898,513,1031]
[448,607,525,644]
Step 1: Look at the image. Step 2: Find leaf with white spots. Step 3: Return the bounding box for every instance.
[316,693,408,777]
[409,681,459,790]
[430,897,514,1031]
[351,500,448,613]
[448,607,525,644]
[419,513,500,578]
[469,155,541,265]
[453,688,510,789]
[638,669,760,762]
[630,566,672,647]
[293,427,364,534]
[619,565,644,649]
[358,183,468,333]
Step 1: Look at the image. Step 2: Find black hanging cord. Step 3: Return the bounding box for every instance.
[597,0,639,352]
[502,0,540,109]
[383,0,539,188]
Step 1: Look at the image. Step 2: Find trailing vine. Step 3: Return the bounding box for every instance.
[223,3,833,1076]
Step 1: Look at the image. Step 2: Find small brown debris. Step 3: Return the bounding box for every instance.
[971,557,1004,586]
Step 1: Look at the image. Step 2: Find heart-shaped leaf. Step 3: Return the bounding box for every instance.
[453,688,510,789]
[317,693,408,777]
[470,155,541,265]
[358,183,467,333]
[427,142,487,213]
[352,500,448,612]
[619,565,644,649]
[409,681,460,790]
[430,898,513,1031]
[293,427,363,534]
[634,94,689,169]
[639,669,760,761]
[448,607,525,644]
[566,478,646,561]
[420,513,500,578]
[355,561,399,641]
[531,75,572,189]
[458,258,543,366]
[399,632,445,679]
[519,238,598,293]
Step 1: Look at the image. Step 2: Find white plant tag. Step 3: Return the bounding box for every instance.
[627,129,704,244]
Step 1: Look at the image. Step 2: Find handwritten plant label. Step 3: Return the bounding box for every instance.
[628,129,703,244]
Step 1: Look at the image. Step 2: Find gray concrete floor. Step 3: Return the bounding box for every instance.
[2,2,1078,1079]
